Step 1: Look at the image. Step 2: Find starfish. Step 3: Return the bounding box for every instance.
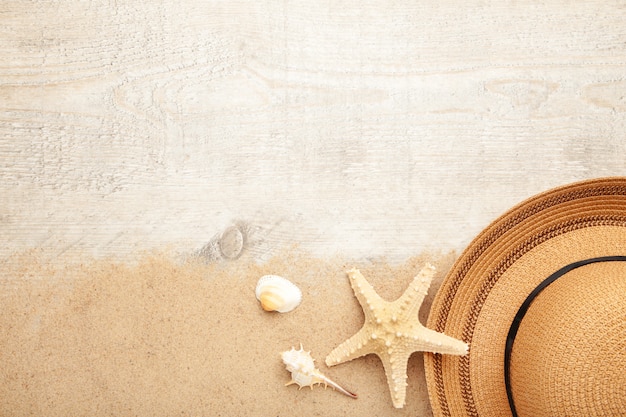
[325,264,468,408]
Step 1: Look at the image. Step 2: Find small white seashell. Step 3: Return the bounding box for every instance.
[281,344,357,398]
[255,275,302,313]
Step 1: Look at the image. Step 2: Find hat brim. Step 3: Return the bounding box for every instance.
[424,177,626,417]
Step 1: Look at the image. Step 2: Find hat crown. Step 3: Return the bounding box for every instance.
[509,260,626,417]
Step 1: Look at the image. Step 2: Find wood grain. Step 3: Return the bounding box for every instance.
[2,1,626,262]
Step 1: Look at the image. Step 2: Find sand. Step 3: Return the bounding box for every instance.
[0,248,455,416]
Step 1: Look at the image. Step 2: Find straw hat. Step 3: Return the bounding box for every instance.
[424,177,626,417]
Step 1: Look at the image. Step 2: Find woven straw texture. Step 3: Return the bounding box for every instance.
[424,177,626,417]
[510,261,626,416]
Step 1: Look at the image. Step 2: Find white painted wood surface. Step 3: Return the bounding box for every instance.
[2,1,626,262]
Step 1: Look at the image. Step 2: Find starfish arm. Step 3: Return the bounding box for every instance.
[407,326,469,355]
[380,350,411,408]
[346,268,385,322]
[395,263,436,321]
[325,329,372,366]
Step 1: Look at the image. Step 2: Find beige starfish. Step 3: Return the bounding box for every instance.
[325,264,468,408]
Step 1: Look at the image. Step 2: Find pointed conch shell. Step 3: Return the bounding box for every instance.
[255,275,302,313]
[281,344,357,399]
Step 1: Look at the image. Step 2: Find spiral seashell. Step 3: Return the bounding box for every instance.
[281,344,357,398]
[255,275,302,313]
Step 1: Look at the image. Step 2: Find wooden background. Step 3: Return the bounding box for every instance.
[2,0,626,262]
